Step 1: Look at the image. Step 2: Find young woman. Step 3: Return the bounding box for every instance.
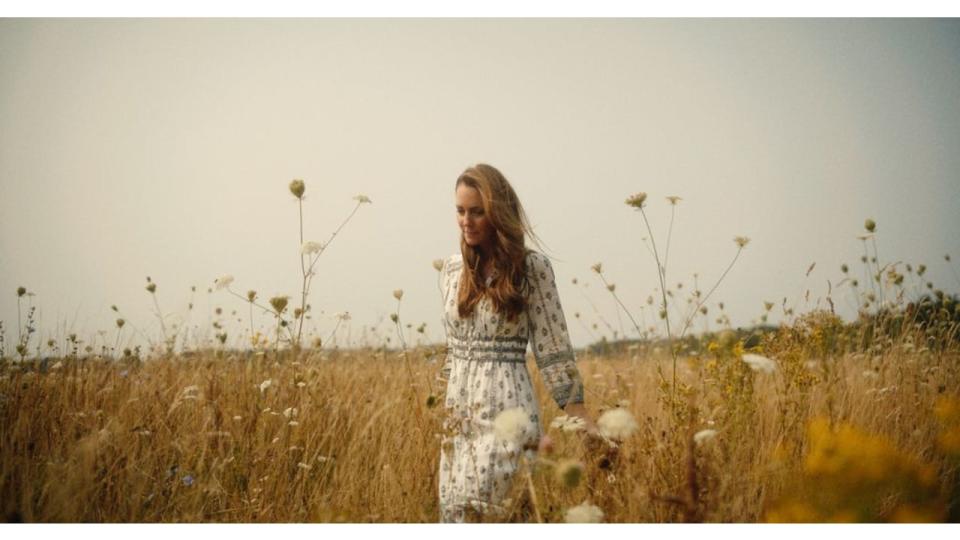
[437,163,598,522]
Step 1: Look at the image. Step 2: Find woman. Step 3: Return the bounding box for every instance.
[437,163,598,523]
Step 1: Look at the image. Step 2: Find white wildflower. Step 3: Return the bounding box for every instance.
[301,241,323,255]
[694,429,718,445]
[493,407,536,446]
[297,381,307,388]
[565,501,604,523]
[214,275,234,290]
[550,414,586,433]
[283,407,298,419]
[297,462,311,470]
[233,415,242,421]
[288,421,300,427]
[597,408,638,441]
[742,353,777,374]
[259,379,272,394]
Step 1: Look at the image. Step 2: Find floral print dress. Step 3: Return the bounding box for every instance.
[437,250,585,523]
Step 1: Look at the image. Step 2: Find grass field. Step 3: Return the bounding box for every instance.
[2,310,958,522]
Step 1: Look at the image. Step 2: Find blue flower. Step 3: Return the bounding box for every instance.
[182,474,194,487]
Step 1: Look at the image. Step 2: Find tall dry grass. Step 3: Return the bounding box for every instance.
[1,327,957,522]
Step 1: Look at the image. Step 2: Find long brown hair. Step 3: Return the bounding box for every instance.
[456,164,542,322]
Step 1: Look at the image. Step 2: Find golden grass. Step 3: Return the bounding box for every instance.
[2,328,958,523]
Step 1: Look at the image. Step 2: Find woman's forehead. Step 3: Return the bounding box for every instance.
[455,184,482,205]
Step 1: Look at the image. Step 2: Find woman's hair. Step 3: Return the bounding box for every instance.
[456,163,542,321]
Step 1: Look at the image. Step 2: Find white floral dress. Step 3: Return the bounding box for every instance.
[437,250,584,523]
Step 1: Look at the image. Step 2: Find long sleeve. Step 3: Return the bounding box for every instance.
[525,252,584,408]
[438,256,454,382]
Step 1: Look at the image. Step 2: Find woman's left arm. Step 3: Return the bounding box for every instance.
[526,253,592,421]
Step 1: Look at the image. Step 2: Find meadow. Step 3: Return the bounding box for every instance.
[1,181,958,523]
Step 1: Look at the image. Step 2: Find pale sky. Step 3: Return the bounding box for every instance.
[1,18,959,353]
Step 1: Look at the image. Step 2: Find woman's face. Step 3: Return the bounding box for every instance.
[456,184,492,248]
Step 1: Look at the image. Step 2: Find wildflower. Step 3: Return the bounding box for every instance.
[625,192,648,209]
[565,501,604,523]
[233,415,242,421]
[591,263,602,274]
[493,408,536,446]
[354,194,372,204]
[297,381,307,388]
[734,236,751,248]
[301,241,323,255]
[597,408,638,441]
[17,286,27,297]
[694,429,718,445]
[550,414,586,433]
[393,289,404,301]
[214,275,234,290]
[288,421,299,427]
[51,361,63,370]
[259,379,273,394]
[666,195,682,205]
[432,259,444,272]
[116,318,125,329]
[283,407,298,418]
[742,353,777,374]
[289,179,305,199]
[297,462,312,470]
[182,475,194,487]
[556,459,585,488]
[336,311,351,321]
[269,296,289,314]
[865,218,876,233]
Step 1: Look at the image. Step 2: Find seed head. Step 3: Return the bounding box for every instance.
[565,501,604,523]
[214,275,234,290]
[432,259,444,272]
[393,289,404,301]
[289,179,305,199]
[597,408,638,441]
[864,218,876,233]
[353,194,372,204]
[301,241,323,255]
[493,408,536,446]
[556,459,585,489]
[390,313,399,323]
[666,195,682,206]
[116,318,125,329]
[591,263,602,274]
[17,286,26,297]
[146,282,156,294]
[917,264,926,276]
[625,192,647,209]
[247,290,257,302]
[606,283,616,292]
[841,264,849,274]
[694,429,718,445]
[269,296,289,314]
[734,236,750,248]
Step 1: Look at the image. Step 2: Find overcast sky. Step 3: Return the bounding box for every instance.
[1,18,959,353]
